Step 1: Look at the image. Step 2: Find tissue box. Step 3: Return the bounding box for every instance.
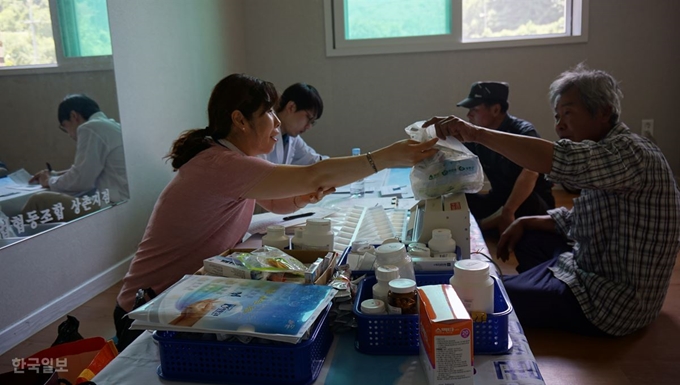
[418,284,473,385]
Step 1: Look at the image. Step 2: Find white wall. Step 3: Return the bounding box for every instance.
[243,0,680,175]
[0,71,119,172]
[0,0,246,353]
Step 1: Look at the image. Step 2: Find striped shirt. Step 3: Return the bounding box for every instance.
[547,123,680,336]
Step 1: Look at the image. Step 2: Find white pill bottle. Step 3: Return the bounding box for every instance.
[372,265,400,304]
[262,225,290,250]
[428,228,457,258]
[303,218,334,251]
[374,243,415,281]
[449,259,495,314]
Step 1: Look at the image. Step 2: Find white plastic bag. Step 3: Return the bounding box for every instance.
[405,121,484,200]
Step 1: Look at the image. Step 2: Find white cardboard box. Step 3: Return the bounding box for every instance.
[418,284,474,385]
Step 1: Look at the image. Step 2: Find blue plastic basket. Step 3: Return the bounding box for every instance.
[353,274,512,355]
[342,245,462,279]
[153,304,333,385]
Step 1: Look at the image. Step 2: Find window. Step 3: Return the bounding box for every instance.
[0,0,112,73]
[324,0,588,56]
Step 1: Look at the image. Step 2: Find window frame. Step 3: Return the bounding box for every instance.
[0,0,113,77]
[324,0,589,57]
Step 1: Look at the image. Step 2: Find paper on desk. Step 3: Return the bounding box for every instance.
[247,208,337,235]
[8,169,33,185]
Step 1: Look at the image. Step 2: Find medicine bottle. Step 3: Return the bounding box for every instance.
[262,225,290,250]
[387,278,417,315]
[449,260,494,314]
[360,299,387,315]
[372,265,400,304]
[351,239,374,254]
[428,228,457,258]
[291,227,305,250]
[407,242,431,258]
[375,243,415,281]
[303,218,334,251]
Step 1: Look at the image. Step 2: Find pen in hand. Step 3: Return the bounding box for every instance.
[46,162,53,172]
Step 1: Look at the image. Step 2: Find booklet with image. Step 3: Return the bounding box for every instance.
[127,275,335,343]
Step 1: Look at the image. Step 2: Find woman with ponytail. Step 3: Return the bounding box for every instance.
[114,74,438,350]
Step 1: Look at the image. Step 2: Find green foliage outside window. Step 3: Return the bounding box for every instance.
[0,0,56,66]
[344,0,566,41]
[0,0,111,68]
[463,0,565,40]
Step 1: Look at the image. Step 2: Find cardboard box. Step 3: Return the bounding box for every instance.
[418,284,473,385]
[203,248,338,285]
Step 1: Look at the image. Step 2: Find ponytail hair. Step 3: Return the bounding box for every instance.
[166,74,278,170]
[166,127,210,170]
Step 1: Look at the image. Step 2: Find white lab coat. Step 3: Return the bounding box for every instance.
[49,112,129,202]
[260,132,328,165]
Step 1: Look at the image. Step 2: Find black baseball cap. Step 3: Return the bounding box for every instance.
[457,81,509,108]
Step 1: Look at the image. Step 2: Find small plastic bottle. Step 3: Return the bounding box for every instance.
[361,299,387,315]
[262,225,290,250]
[375,242,415,281]
[449,259,495,314]
[407,242,431,258]
[349,147,365,197]
[387,278,418,315]
[303,218,334,251]
[372,265,400,304]
[428,228,457,258]
[291,227,305,250]
[351,239,374,254]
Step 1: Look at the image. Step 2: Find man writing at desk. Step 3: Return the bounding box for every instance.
[24,94,129,221]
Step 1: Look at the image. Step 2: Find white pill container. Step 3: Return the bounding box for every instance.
[303,218,334,251]
[375,243,415,281]
[428,228,457,258]
[262,225,290,250]
[449,259,495,314]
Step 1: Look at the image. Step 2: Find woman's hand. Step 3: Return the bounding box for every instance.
[496,217,526,262]
[374,138,439,169]
[296,187,336,207]
[422,115,482,142]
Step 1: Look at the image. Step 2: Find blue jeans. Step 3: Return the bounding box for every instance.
[503,230,606,336]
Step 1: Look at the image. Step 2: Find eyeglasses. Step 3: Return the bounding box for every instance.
[305,112,317,127]
[58,124,67,133]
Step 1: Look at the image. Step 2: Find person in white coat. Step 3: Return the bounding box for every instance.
[23,94,129,221]
[262,83,328,165]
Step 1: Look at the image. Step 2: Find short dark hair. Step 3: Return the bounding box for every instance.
[277,83,323,120]
[57,94,101,122]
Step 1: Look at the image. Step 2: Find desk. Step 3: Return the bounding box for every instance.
[0,177,45,217]
[93,169,545,384]
[94,221,545,385]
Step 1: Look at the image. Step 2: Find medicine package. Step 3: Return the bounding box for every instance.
[405,121,484,200]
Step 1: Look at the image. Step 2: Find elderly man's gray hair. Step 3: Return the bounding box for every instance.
[549,63,624,127]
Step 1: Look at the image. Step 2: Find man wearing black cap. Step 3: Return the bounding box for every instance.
[457,81,554,234]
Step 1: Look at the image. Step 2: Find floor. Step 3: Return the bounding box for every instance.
[1,190,679,384]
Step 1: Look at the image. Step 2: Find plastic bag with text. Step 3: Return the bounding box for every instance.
[405,121,484,200]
